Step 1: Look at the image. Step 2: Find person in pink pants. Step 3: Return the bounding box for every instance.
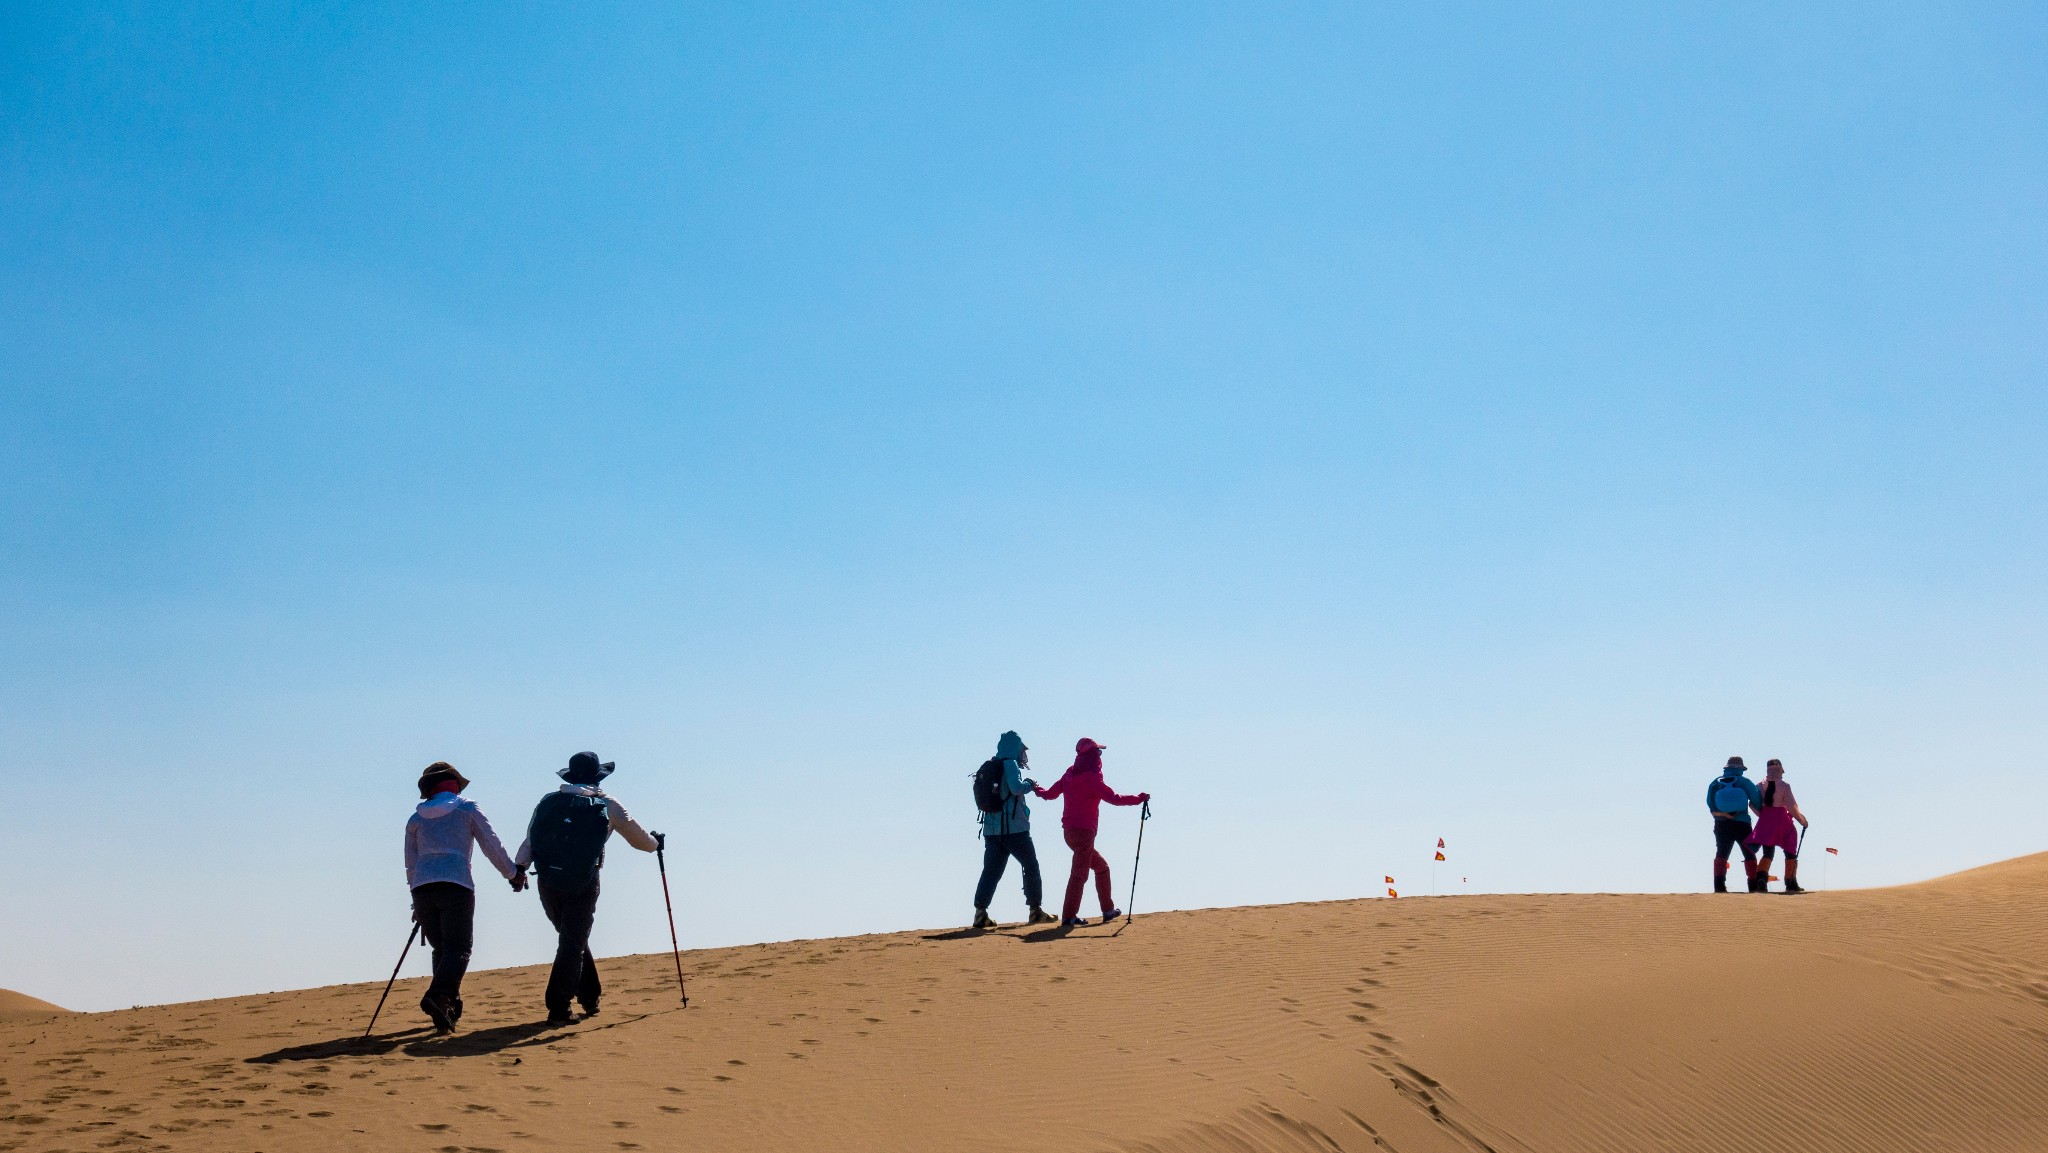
[1035,738,1149,926]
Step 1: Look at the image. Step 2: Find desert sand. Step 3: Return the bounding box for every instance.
[0,995,70,1026]
[5,854,2047,1152]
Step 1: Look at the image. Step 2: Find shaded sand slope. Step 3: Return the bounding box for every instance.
[7,855,2048,1152]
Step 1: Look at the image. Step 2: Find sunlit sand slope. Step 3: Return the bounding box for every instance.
[0,994,69,1024]
[6,855,2048,1152]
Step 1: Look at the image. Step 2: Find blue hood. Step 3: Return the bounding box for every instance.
[995,731,1025,760]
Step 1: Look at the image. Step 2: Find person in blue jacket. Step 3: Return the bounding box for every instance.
[1706,756,1765,893]
[972,731,1056,929]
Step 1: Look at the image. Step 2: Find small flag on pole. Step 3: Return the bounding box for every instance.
[1437,838,1445,849]
[1434,851,1446,862]
[1826,847,1839,855]
[1384,876,1396,884]
[1386,887,1398,898]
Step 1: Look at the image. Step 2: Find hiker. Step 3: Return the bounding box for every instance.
[403,762,524,1034]
[1747,758,1810,894]
[970,731,1055,930]
[513,751,660,1025]
[1036,738,1149,927]
[1706,755,1764,893]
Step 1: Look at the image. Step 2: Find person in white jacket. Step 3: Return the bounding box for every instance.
[405,762,523,1034]
[514,751,660,1024]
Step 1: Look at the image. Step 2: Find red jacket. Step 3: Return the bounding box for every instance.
[1036,768,1144,832]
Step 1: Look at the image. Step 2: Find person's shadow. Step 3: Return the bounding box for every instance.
[246,1020,567,1063]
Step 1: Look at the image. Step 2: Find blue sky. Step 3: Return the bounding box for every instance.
[3,3,2045,1011]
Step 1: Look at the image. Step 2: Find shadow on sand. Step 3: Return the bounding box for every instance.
[248,1019,587,1063]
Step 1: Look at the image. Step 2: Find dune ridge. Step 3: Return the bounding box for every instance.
[0,993,69,1024]
[5,855,2048,1151]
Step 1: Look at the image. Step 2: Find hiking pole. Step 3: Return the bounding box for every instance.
[1125,799,1151,925]
[654,831,688,1007]
[363,921,421,1038]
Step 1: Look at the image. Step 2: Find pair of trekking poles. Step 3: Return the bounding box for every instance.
[365,832,690,1037]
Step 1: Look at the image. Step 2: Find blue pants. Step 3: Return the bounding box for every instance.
[974,832,1043,911]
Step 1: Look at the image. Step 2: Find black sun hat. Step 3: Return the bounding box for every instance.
[558,751,616,785]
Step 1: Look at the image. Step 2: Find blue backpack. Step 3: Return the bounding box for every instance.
[1711,775,1751,817]
[528,791,612,893]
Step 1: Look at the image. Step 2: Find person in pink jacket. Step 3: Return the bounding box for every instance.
[1035,738,1149,927]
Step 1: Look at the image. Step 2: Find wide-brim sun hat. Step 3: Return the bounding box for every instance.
[417,761,471,799]
[558,750,616,784]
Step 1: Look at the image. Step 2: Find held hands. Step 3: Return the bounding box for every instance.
[509,871,528,892]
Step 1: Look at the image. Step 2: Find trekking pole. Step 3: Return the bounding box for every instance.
[654,832,688,1007]
[363,921,421,1038]
[1125,799,1151,925]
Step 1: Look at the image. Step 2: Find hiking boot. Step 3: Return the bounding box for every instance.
[580,1002,600,1018]
[1747,869,1768,894]
[1100,908,1123,923]
[1713,878,1729,893]
[421,994,455,1035]
[1061,915,1085,928]
[447,998,464,1026]
[1784,861,1804,894]
[545,1010,576,1027]
[971,908,995,930]
[1026,907,1057,925]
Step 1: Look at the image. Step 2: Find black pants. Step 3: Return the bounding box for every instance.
[973,832,1044,911]
[411,882,475,1013]
[1714,818,1758,872]
[538,880,602,1015]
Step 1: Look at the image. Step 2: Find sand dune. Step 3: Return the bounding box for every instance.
[6,855,2048,1151]
[0,993,69,1024]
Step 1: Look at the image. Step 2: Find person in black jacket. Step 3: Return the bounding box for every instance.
[513,751,660,1025]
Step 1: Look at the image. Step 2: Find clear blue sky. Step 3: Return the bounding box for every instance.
[3,3,2044,1012]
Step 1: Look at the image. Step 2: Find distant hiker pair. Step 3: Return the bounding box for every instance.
[400,752,661,1034]
[1707,756,1811,894]
[971,733,1150,930]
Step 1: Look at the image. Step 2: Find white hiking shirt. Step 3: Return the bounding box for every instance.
[512,784,660,871]
[404,794,519,890]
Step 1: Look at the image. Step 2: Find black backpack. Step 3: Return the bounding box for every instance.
[972,758,1007,814]
[528,791,613,893]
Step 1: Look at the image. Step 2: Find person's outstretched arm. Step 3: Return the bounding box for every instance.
[1035,770,1068,801]
[469,805,520,882]
[1002,759,1034,798]
[1102,780,1149,806]
[601,793,661,852]
[512,805,538,872]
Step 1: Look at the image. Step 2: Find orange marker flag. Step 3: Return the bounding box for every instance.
[1437,838,1445,849]
[1434,851,1446,862]
[1386,887,1398,898]
[1825,847,1839,855]
[1384,876,1396,884]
